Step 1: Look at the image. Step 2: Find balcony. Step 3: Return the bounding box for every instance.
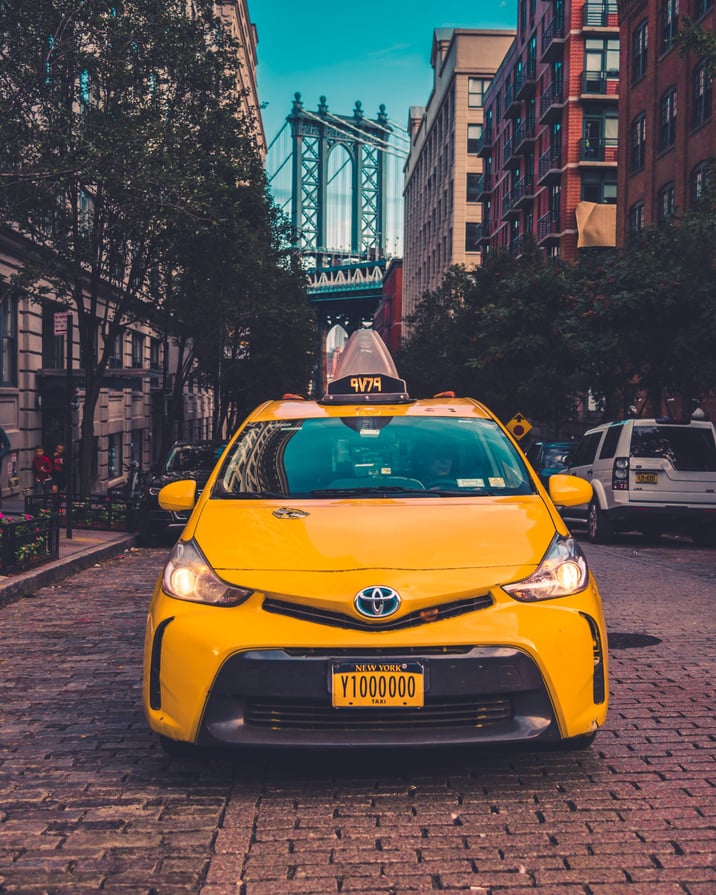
[538,146,562,183]
[502,138,514,166]
[479,218,492,241]
[578,137,618,163]
[541,13,565,62]
[505,82,521,117]
[477,128,494,157]
[501,189,519,219]
[583,0,619,29]
[513,118,537,154]
[537,210,561,242]
[513,175,536,208]
[581,70,620,98]
[539,81,565,123]
[475,172,494,199]
[515,60,537,99]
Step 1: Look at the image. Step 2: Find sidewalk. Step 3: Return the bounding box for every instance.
[0,492,136,607]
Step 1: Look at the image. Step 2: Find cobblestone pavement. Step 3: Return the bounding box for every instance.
[0,538,714,895]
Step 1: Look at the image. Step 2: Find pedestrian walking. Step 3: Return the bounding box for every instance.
[51,443,66,495]
[0,427,10,505]
[32,446,53,495]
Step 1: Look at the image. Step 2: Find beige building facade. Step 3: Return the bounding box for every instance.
[402,29,516,322]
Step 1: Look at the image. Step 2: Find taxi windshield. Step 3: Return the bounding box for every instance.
[212,416,535,499]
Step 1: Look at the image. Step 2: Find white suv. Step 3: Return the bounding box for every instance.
[566,418,716,545]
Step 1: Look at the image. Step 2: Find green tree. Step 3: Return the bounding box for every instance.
[0,0,306,493]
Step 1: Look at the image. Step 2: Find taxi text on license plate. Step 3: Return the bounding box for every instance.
[635,472,658,484]
[331,661,424,708]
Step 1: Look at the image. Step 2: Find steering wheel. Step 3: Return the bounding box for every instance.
[424,479,459,491]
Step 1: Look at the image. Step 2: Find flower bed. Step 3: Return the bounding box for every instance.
[24,495,140,531]
[0,510,61,574]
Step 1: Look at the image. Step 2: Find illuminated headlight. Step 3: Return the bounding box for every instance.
[503,536,589,602]
[161,539,252,607]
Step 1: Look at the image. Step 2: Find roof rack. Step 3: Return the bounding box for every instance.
[319,329,412,405]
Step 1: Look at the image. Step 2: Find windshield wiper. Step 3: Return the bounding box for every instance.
[215,489,285,499]
[310,486,428,497]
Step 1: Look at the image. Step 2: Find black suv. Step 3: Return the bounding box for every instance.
[137,441,225,546]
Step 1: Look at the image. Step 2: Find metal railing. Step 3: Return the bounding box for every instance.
[0,511,61,574]
[25,494,140,531]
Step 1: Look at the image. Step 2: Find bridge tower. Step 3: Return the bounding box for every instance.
[288,92,390,270]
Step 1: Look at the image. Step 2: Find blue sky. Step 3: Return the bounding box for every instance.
[252,0,518,146]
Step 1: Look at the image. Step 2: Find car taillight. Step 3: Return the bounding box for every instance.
[612,457,629,490]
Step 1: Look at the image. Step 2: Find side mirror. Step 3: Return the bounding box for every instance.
[158,479,197,512]
[548,473,592,508]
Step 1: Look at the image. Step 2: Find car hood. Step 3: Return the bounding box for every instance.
[192,496,555,594]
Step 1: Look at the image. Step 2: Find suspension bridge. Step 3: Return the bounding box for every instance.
[265,93,409,342]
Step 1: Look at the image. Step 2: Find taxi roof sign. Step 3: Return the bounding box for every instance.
[320,329,411,405]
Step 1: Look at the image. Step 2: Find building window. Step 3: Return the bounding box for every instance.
[107,432,123,479]
[658,87,677,150]
[467,173,481,203]
[465,222,481,252]
[131,331,144,369]
[632,20,648,82]
[467,123,483,154]
[657,183,675,221]
[582,177,617,203]
[150,337,162,370]
[690,161,710,202]
[468,78,489,108]
[660,0,679,54]
[693,0,713,17]
[628,201,645,235]
[692,61,713,128]
[41,304,66,369]
[107,331,123,369]
[630,113,646,171]
[0,292,17,387]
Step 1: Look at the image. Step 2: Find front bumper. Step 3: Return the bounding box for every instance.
[143,585,608,748]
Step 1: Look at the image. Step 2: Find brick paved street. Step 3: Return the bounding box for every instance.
[0,539,714,895]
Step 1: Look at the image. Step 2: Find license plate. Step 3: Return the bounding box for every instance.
[331,661,424,708]
[635,472,658,484]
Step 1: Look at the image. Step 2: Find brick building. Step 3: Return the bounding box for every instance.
[402,29,515,322]
[616,0,715,242]
[477,0,620,261]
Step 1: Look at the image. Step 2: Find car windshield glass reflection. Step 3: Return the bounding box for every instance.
[213,417,535,499]
[630,426,716,471]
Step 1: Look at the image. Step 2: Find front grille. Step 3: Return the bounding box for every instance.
[244,696,513,731]
[262,593,493,632]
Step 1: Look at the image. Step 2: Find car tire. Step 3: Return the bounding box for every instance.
[557,731,597,750]
[159,735,197,757]
[691,528,716,547]
[587,500,612,544]
[138,517,160,547]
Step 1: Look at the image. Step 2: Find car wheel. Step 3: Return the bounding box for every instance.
[557,731,597,751]
[159,735,197,757]
[138,518,160,547]
[587,500,612,544]
[691,528,716,547]
[641,527,662,543]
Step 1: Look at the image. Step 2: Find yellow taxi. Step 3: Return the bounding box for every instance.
[143,329,607,753]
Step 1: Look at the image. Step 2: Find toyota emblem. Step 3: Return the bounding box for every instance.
[354,585,401,619]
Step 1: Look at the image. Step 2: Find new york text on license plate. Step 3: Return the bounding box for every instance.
[332,661,424,708]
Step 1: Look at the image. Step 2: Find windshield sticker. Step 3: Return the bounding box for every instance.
[488,477,506,488]
[457,478,485,488]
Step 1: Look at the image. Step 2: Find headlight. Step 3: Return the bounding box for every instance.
[503,535,589,602]
[161,539,252,607]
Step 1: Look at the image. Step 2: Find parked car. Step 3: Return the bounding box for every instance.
[137,441,226,546]
[566,417,716,544]
[525,440,575,487]
[143,329,607,756]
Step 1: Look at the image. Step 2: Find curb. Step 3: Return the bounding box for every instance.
[0,534,137,609]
